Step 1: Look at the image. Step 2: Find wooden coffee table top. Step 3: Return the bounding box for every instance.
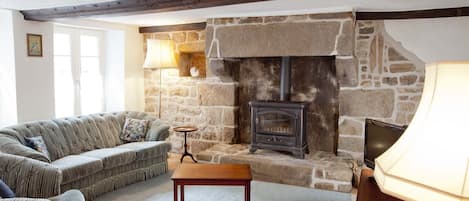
[172,164,252,181]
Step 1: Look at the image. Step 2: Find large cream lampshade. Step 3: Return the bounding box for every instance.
[143,39,177,69]
[374,62,469,201]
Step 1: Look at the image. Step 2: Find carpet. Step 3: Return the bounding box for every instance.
[95,171,351,201]
[149,181,350,201]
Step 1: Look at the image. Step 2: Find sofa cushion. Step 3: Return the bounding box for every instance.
[120,118,149,142]
[51,155,103,184]
[0,179,15,198]
[80,148,136,169]
[146,121,170,141]
[24,136,51,161]
[115,141,171,160]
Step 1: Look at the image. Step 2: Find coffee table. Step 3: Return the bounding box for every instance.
[172,164,252,201]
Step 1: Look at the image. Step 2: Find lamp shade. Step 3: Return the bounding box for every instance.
[143,39,177,69]
[374,62,469,201]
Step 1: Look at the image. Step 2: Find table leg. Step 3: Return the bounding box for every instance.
[173,182,177,201]
[181,184,185,201]
[245,181,251,201]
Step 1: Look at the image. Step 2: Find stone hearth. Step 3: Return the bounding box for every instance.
[197,144,354,193]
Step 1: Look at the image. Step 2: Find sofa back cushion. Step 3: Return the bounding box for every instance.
[52,114,123,155]
[0,111,160,161]
[0,121,70,161]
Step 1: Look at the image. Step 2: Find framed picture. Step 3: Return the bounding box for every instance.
[27,34,42,57]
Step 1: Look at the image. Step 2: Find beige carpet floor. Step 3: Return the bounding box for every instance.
[95,169,351,201]
[95,155,353,201]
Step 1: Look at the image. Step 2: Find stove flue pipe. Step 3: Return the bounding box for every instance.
[280,56,291,101]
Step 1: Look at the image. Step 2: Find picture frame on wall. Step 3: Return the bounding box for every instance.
[27,33,42,57]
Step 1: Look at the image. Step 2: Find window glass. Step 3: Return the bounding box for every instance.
[54,33,74,118]
[80,35,99,57]
[80,57,103,115]
[54,33,71,55]
[53,28,104,117]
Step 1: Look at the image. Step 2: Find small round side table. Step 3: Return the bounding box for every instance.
[173,126,198,163]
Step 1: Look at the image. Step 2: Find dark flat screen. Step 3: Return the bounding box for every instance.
[364,119,406,169]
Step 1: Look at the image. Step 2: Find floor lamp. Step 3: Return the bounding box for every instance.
[374,62,469,201]
[143,39,178,118]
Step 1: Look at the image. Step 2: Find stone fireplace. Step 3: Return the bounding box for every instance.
[205,13,354,154]
[143,12,426,193]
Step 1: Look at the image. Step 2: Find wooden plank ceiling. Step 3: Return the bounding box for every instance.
[19,0,469,33]
[21,0,269,21]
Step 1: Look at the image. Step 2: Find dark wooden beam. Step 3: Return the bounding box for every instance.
[21,0,269,21]
[139,22,206,33]
[356,7,469,20]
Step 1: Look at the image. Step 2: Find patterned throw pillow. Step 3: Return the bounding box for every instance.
[24,136,51,161]
[0,179,15,198]
[120,118,149,142]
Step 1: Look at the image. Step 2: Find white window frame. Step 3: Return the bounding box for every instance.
[54,26,106,116]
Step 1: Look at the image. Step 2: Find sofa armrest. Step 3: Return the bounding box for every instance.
[0,135,51,163]
[49,190,84,201]
[146,120,170,141]
[0,152,62,198]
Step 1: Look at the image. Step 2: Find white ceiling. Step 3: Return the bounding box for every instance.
[1,0,469,26]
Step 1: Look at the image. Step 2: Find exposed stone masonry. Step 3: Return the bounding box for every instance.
[197,144,354,193]
[143,30,238,154]
[142,14,426,193]
[337,21,425,161]
[205,12,356,154]
[143,16,425,161]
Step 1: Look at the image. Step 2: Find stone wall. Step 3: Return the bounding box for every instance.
[337,21,425,161]
[143,30,239,154]
[143,15,425,162]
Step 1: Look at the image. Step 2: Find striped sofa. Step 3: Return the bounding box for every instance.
[0,112,171,200]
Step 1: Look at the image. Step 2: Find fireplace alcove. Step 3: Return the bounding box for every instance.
[198,13,356,193]
[235,56,339,155]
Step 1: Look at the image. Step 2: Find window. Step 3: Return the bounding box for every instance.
[54,27,105,117]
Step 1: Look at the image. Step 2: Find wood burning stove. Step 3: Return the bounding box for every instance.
[249,57,309,158]
[249,101,309,158]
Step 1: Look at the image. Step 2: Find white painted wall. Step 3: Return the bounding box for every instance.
[11,11,55,122]
[0,11,144,125]
[0,9,18,127]
[384,17,469,64]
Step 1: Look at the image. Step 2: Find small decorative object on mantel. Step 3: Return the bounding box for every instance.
[27,33,42,57]
[190,66,199,77]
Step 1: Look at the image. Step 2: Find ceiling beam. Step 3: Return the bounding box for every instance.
[139,22,206,33]
[21,0,270,21]
[356,7,469,20]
